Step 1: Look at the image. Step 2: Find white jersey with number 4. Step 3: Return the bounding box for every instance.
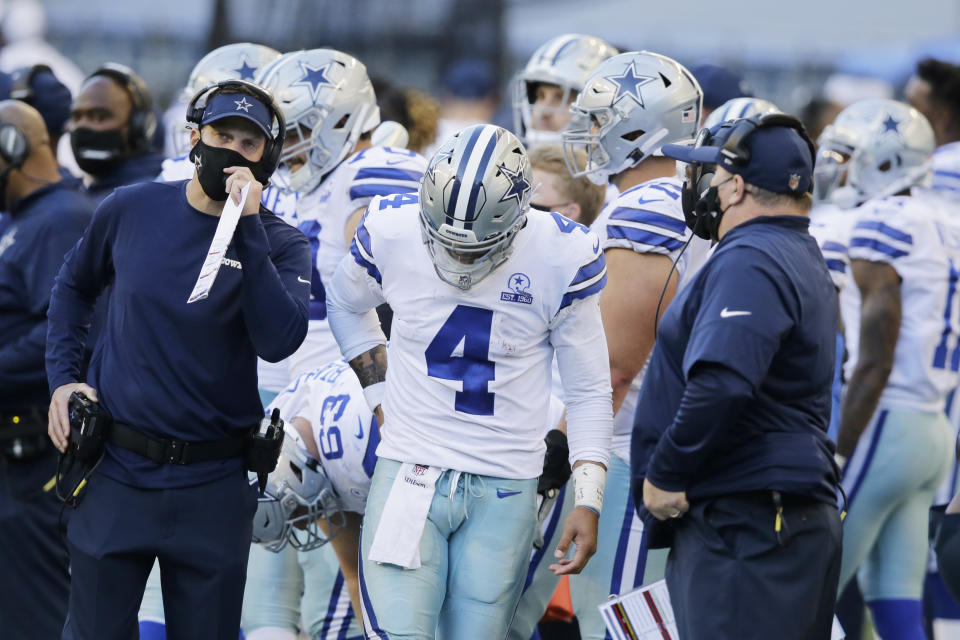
[267,360,378,514]
[288,146,427,379]
[842,193,960,411]
[331,194,612,479]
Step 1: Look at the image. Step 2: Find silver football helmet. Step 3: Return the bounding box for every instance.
[703,97,780,129]
[814,99,935,208]
[171,43,282,156]
[511,34,618,148]
[250,427,343,553]
[562,51,702,185]
[419,124,531,290]
[257,49,381,194]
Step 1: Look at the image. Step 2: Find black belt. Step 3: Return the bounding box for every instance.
[108,421,249,465]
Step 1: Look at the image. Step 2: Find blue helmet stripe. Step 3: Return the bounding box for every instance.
[446,125,484,226]
[463,132,499,230]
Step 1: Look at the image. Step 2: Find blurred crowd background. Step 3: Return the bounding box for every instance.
[2,0,957,143]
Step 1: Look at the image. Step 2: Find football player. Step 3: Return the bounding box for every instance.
[256,48,426,380]
[523,51,708,640]
[238,48,425,640]
[827,99,959,640]
[906,57,960,637]
[326,124,613,638]
[511,34,618,150]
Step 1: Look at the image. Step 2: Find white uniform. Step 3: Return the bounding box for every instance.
[933,141,960,198]
[809,203,855,292]
[591,176,711,460]
[842,194,960,412]
[287,146,426,380]
[331,195,612,479]
[268,360,377,514]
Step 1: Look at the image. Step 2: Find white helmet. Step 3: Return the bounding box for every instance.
[561,51,702,185]
[814,99,935,208]
[419,124,531,290]
[250,427,343,553]
[703,97,780,129]
[511,34,618,148]
[170,43,281,156]
[257,49,381,194]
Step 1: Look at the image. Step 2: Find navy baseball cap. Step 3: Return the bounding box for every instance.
[200,91,273,138]
[691,63,753,109]
[14,67,71,136]
[662,122,814,195]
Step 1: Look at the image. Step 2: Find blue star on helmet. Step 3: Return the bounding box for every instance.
[294,61,335,101]
[882,114,900,133]
[499,162,531,205]
[234,58,258,81]
[605,62,657,108]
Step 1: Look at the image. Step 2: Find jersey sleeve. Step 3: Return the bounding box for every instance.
[326,209,388,361]
[817,239,849,290]
[556,232,607,314]
[599,181,689,257]
[847,201,914,269]
[346,149,426,210]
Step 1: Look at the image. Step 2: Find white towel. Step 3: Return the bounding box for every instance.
[368,463,443,569]
[187,183,249,303]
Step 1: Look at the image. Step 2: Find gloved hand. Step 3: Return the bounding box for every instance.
[538,429,571,497]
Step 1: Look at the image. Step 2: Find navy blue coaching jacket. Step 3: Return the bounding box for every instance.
[631,215,840,526]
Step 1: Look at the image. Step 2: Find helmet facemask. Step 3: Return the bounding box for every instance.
[420,210,525,290]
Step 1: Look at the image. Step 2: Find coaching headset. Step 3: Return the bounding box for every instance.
[185,79,286,178]
[86,63,158,154]
[0,122,30,170]
[681,112,815,239]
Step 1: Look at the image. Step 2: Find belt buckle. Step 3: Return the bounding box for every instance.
[164,439,189,465]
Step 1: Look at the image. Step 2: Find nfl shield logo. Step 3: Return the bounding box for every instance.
[413,464,428,476]
[788,174,801,191]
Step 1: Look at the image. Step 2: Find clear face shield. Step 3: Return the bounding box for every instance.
[562,105,614,185]
[813,145,851,205]
[420,211,525,290]
[525,80,579,147]
[274,105,340,194]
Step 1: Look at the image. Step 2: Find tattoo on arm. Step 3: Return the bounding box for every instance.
[837,260,901,457]
[349,344,388,388]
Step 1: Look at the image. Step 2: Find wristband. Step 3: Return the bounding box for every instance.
[572,462,606,515]
[362,382,385,412]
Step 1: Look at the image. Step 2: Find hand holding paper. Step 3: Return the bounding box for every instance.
[187,182,249,304]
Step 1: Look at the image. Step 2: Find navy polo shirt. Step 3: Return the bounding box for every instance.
[46,180,310,488]
[632,215,839,505]
[0,181,94,413]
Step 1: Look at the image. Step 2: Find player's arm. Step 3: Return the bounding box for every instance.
[548,256,614,575]
[327,219,389,420]
[317,512,364,622]
[601,248,678,414]
[836,259,901,458]
[343,205,367,245]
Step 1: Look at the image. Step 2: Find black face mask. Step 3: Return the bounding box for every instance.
[189,140,267,201]
[683,173,733,242]
[70,127,128,177]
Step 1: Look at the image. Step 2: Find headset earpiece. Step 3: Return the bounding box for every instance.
[0,122,29,168]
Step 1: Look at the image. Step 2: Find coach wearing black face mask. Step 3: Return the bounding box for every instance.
[45,81,310,639]
[67,63,163,203]
[630,115,842,640]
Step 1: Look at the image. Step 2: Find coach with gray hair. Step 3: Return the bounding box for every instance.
[630,114,842,639]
